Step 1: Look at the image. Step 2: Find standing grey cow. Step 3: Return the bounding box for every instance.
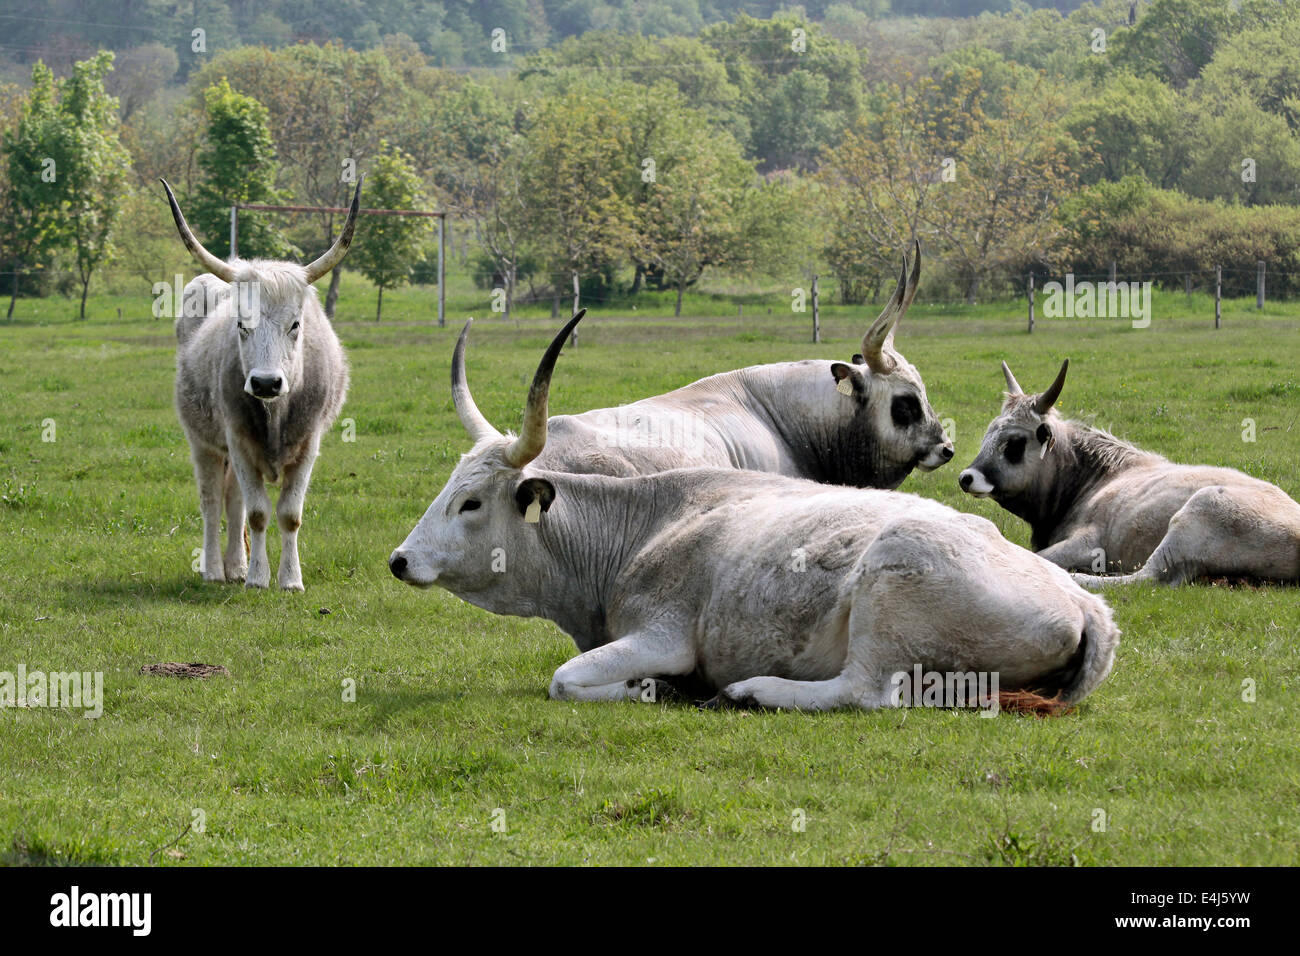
[453,243,953,490]
[390,315,1119,711]
[959,360,1300,586]
[163,178,356,591]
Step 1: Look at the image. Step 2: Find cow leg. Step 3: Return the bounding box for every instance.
[1037,532,1103,573]
[222,460,247,582]
[1074,485,1300,587]
[227,446,273,589]
[191,448,227,583]
[549,632,695,703]
[275,432,321,592]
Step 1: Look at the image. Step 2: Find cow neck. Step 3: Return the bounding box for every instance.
[532,470,685,652]
[739,363,894,488]
[1024,422,1149,550]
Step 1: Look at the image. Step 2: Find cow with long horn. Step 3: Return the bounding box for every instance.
[390,315,1120,712]
[960,360,1300,586]
[452,242,952,490]
[165,178,359,591]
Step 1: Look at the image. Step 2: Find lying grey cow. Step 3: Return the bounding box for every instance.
[960,360,1300,586]
[390,315,1119,711]
[164,178,356,591]
[453,243,952,490]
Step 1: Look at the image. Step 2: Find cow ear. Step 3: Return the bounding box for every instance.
[830,363,863,397]
[1036,422,1055,458]
[514,477,556,522]
[851,353,865,366]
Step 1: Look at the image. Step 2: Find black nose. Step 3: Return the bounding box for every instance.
[941,446,954,461]
[249,373,283,396]
[389,553,407,579]
[959,472,973,490]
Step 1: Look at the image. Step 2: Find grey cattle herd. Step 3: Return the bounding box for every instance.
[162,181,1300,714]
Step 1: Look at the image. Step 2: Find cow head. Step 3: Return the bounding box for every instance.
[162,177,362,401]
[826,242,953,479]
[959,359,1069,501]
[389,313,585,606]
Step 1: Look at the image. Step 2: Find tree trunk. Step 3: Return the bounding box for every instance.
[375,285,383,322]
[7,275,18,319]
[630,262,644,294]
[675,280,684,317]
[965,274,980,305]
[79,276,90,320]
[325,267,342,319]
[505,264,516,322]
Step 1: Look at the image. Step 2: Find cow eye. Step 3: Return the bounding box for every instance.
[1003,436,1026,464]
[458,499,481,514]
[890,394,922,427]
[289,321,300,334]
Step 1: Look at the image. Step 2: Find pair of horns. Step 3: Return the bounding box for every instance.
[861,239,921,375]
[160,176,364,284]
[1003,358,1069,415]
[453,310,587,469]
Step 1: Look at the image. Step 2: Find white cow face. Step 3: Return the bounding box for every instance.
[960,408,1055,500]
[230,274,307,401]
[831,352,953,474]
[389,443,555,608]
[960,360,1069,500]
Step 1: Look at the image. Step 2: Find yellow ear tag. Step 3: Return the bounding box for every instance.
[524,498,542,523]
[836,378,853,396]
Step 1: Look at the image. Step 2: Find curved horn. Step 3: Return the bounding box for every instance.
[304,176,364,283]
[504,310,586,469]
[160,179,237,282]
[1032,359,1069,415]
[861,240,921,375]
[451,319,502,444]
[1001,360,1024,395]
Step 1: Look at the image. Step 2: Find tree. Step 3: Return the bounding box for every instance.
[1065,72,1190,187]
[2,63,68,318]
[191,78,294,262]
[520,80,636,341]
[351,143,432,321]
[58,52,132,319]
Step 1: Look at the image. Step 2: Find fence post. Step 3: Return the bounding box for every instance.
[1027,272,1035,334]
[437,214,445,328]
[229,205,238,259]
[570,271,580,347]
[1185,272,1191,299]
[812,274,820,343]
[1257,260,1265,310]
[1108,260,1117,286]
[1214,265,1222,329]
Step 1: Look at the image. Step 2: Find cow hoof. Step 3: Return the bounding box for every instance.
[700,689,749,710]
[202,571,227,584]
[245,578,269,590]
[280,581,304,593]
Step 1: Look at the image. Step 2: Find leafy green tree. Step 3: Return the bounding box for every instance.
[1065,72,1190,187]
[1183,96,1300,206]
[56,52,132,318]
[2,63,69,318]
[351,143,432,321]
[191,78,294,262]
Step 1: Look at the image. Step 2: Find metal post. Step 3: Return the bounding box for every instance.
[437,214,445,328]
[1214,265,1222,329]
[229,205,238,259]
[812,274,820,343]
[1257,260,1265,310]
[1027,273,1035,333]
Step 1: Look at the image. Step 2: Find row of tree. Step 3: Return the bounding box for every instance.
[4,1,1300,318]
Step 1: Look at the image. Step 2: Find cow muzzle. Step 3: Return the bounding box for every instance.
[245,369,287,400]
[389,549,437,588]
[916,442,954,472]
[959,467,995,497]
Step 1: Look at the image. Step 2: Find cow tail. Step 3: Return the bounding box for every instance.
[998,600,1121,717]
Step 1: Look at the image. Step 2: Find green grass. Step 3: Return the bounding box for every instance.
[1,286,1298,866]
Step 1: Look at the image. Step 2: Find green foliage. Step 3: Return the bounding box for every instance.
[192,77,294,261]
[350,143,433,320]
[1065,71,1190,187]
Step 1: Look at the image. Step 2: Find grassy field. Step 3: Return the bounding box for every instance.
[1,284,1297,866]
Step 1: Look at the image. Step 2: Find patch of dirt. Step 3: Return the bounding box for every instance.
[139,662,231,678]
